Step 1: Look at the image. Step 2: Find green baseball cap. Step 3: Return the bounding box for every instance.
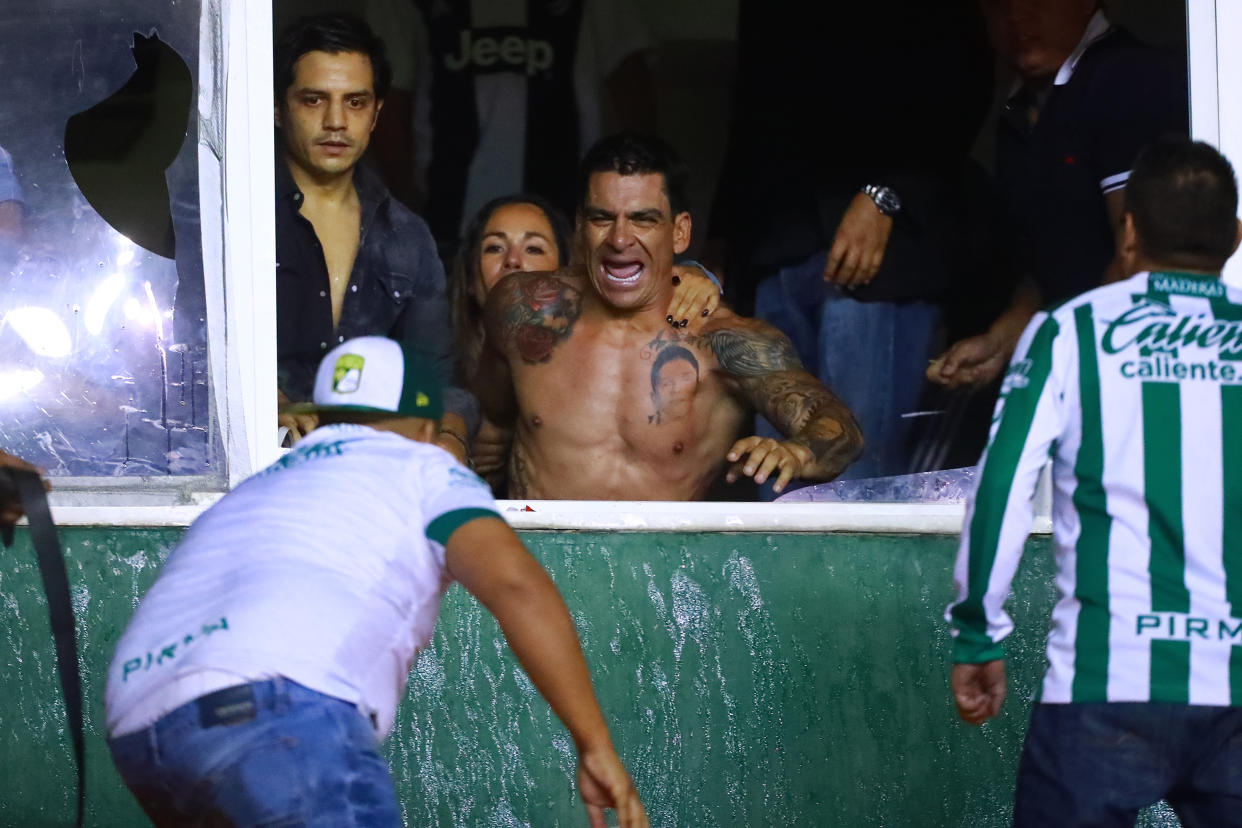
[281,336,443,419]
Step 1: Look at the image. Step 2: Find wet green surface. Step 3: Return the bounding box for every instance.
[0,528,1179,826]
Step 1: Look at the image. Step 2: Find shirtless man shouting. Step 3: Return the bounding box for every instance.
[476,134,862,500]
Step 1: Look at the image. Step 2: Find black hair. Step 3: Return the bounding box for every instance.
[650,345,700,393]
[274,13,392,102]
[1125,136,1239,268]
[449,193,573,383]
[577,133,691,217]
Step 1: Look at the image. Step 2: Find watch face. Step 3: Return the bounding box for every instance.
[875,188,900,214]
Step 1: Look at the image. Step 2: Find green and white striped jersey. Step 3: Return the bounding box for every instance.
[948,270,1242,706]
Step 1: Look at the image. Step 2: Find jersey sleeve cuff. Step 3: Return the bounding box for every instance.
[952,637,1006,664]
[426,507,501,545]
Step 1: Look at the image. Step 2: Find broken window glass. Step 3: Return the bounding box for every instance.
[0,1,221,479]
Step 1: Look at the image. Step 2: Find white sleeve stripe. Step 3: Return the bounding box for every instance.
[1100,171,1130,193]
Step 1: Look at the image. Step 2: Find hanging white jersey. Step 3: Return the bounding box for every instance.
[948,270,1242,706]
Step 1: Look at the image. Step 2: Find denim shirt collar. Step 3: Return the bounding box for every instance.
[275,152,390,226]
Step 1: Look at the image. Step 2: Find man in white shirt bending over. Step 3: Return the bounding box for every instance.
[104,336,647,828]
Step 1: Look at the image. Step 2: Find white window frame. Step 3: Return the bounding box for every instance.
[46,0,1239,533]
[15,0,268,514]
[211,0,279,488]
[1188,0,1242,289]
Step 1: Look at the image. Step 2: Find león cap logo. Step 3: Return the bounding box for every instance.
[281,336,443,419]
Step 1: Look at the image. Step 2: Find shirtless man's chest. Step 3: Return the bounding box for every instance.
[508,320,748,500]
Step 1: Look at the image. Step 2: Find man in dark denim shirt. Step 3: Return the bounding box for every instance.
[275,13,474,461]
[275,161,472,416]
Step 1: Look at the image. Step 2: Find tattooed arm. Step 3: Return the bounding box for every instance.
[476,270,585,427]
[706,317,863,491]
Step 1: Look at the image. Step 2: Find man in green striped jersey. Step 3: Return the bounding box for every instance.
[948,137,1242,826]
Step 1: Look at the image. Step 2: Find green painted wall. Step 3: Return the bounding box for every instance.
[0,528,1179,827]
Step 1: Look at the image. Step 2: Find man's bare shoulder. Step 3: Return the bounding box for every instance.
[487,268,579,302]
[483,268,585,365]
[695,309,805,377]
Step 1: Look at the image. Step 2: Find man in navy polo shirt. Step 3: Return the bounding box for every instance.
[928,0,1188,389]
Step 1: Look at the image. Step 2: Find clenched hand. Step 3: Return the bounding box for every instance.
[951,660,1007,725]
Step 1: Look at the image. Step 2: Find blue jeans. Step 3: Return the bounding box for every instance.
[754,250,940,485]
[1014,702,1242,827]
[108,678,401,827]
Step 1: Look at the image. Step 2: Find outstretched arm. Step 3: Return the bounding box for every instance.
[707,319,863,492]
[446,517,648,828]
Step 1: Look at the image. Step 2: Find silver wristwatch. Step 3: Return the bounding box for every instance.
[861,184,901,216]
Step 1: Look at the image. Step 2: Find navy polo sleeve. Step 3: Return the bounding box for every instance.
[1085,40,1188,195]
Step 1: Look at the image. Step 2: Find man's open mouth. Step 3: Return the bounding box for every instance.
[601,260,643,286]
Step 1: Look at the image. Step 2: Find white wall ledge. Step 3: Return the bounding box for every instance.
[497,500,973,533]
[38,498,1053,535]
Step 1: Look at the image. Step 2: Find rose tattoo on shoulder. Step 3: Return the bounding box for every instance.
[501,275,583,364]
